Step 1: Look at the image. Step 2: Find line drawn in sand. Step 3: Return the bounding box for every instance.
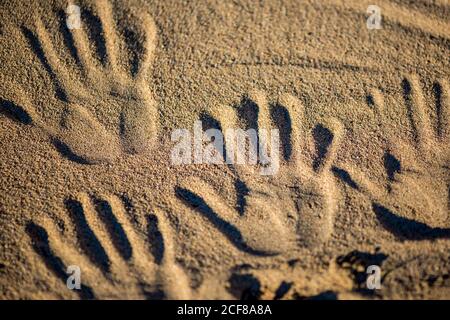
[177,90,344,255]
[334,75,450,241]
[26,193,192,299]
[0,0,158,164]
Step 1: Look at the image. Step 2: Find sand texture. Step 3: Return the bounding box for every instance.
[0,0,449,299]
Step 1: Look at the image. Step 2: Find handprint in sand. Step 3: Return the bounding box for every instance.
[335,75,450,240]
[26,193,191,299]
[177,90,344,255]
[0,0,158,164]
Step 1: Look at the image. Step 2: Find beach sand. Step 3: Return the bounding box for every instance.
[0,0,449,299]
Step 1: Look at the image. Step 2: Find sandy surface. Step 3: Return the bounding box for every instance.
[0,0,449,299]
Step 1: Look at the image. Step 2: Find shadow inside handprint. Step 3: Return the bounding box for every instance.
[1,0,158,164]
[334,163,450,241]
[334,75,450,241]
[26,222,95,299]
[177,90,344,255]
[176,187,271,256]
[26,193,192,299]
[372,204,450,240]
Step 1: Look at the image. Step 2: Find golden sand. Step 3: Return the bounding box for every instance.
[0,0,449,299]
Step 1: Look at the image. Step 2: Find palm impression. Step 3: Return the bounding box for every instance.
[0,0,158,164]
[336,75,450,241]
[26,193,192,299]
[177,90,344,255]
